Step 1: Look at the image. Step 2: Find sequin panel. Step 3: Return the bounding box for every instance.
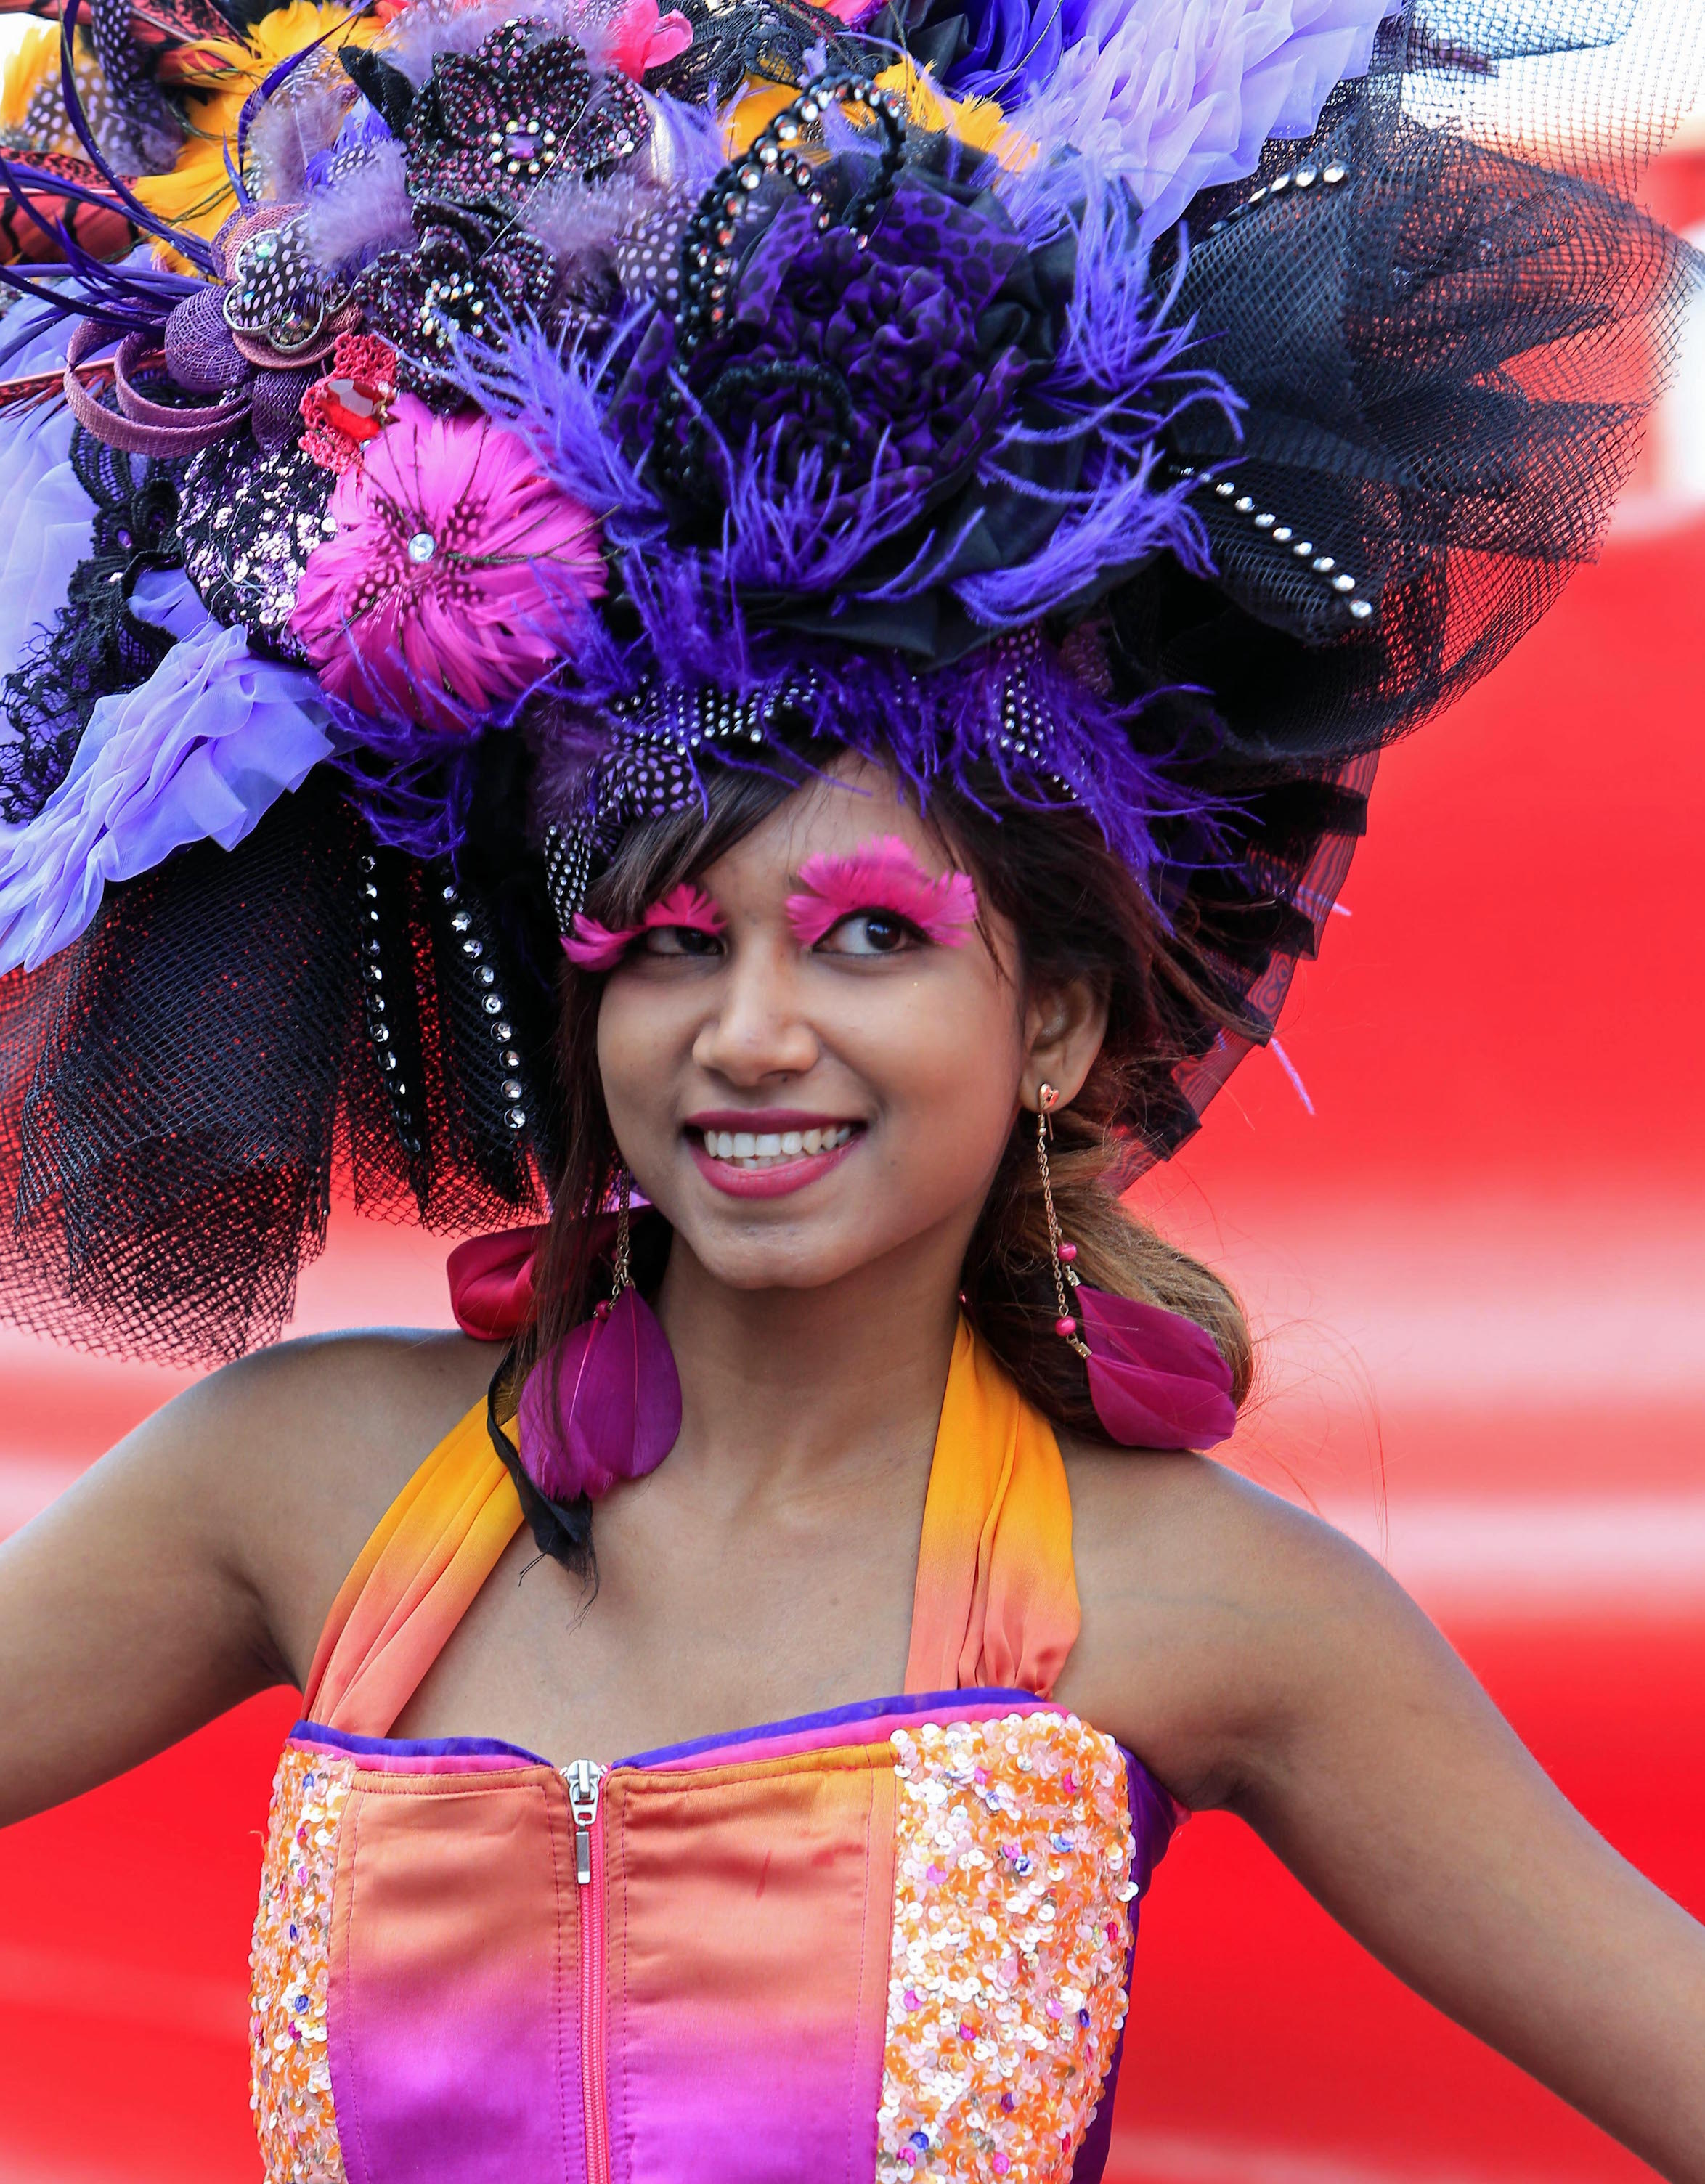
[877,1714,1139,2182]
[249,1745,354,2183]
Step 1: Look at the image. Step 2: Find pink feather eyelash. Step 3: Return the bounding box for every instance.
[785,836,980,949]
[561,882,726,971]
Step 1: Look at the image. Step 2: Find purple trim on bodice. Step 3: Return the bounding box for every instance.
[1070,1743,1179,2179]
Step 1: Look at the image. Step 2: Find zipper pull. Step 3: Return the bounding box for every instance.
[561,1759,605,1886]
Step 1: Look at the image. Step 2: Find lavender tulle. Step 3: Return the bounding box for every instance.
[0,574,338,973]
[0,319,91,690]
[517,1286,683,1505]
[1001,0,1394,240]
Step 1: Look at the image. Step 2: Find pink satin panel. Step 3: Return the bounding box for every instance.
[605,1749,898,2184]
[328,1769,582,2184]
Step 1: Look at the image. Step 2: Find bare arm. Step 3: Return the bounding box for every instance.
[0,1328,493,1828]
[1064,1454,1705,2183]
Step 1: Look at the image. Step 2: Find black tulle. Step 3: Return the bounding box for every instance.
[0,777,556,1364]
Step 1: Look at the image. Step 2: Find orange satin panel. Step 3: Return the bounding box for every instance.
[304,1401,524,1737]
[903,1319,1081,1698]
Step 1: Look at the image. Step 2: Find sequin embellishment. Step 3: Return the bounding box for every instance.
[249,1745,354,2182]
[876,1714,1139,2181]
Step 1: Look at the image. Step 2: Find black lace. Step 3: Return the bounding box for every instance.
[0,424,185,826]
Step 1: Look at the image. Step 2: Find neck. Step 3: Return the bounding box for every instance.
[654,1229,965,1507]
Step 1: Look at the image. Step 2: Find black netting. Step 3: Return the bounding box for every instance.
[1102,0,1704,1160]
[0,773,555,1365]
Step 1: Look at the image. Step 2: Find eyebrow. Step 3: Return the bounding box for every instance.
[561,882,725,970]
[785,835,980,948]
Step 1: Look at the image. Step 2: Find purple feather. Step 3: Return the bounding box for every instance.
[303,142,415,272]
[453,312,668,548]
[517,1286,682,1503]
[52,0,218,274]
[1076,1286,1237,1449]
[237,1,378,171]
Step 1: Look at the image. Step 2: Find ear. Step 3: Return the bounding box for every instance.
[1019,974,1108,1115]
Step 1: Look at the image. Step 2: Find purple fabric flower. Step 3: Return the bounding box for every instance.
[686,209,998,498]
[354,203,561,403]
[288,395,606,736]
[0,573,337,973]
[404,19,648,208]
[598,169,1074,637]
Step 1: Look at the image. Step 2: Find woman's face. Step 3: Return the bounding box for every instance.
[595,763,1102,1295]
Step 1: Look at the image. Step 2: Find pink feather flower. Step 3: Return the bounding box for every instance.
[288,394,605,734]
[595,0,694,78]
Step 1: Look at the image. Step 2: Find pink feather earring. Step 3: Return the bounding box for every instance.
[516,1169,682,1505]
[1033,1084,1237,1451]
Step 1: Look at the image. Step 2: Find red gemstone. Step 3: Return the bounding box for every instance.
[1055,1315,1078,1339]
[1057,1242,1078,1263]
[593,1298,614,1321]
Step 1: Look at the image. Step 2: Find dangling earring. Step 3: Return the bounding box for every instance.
[516,1165,683,1506]
[593,1167,635,1322]
[1035,1084,1088,1360]
[1028,1083,1239,1452]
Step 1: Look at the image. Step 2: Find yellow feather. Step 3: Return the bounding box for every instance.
[0,23,59,137]
[134,1,387,264]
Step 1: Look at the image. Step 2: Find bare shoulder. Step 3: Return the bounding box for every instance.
[1054,1434,1433,1809]
[124,1324,500,1687]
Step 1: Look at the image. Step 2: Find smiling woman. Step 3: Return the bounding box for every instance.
[0,0,1704,2175]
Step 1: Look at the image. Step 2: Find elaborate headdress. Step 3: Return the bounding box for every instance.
[0,0,1696,1361]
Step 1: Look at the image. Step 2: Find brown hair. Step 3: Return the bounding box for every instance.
[518,755,1253,1466]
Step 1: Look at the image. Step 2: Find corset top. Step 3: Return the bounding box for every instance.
[247,1324,1179,2184]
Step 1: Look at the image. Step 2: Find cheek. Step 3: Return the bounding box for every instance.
[593,980,689,1157]
[849,966,1026,1175]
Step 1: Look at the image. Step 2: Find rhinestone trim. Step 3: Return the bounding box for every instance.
[1173,461,1372,622]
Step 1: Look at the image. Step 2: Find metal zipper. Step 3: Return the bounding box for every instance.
[561,1759,610,2183]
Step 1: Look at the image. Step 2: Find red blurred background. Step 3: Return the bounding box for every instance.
[1,154,1701,2184]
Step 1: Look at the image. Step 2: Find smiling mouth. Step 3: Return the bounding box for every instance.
[697,1124,858,1170]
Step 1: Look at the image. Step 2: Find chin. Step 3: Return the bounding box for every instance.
[686,1225,876,1295]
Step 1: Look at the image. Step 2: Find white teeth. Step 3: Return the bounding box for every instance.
[699,1124,855,1168]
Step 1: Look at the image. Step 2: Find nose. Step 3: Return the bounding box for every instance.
[691,932,820,1087]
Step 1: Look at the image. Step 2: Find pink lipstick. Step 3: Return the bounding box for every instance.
[685,1112,864,1199]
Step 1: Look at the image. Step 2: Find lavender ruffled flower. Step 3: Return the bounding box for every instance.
[0,574,338,974]
[0,314,92,688]
[1004,0,1396,238]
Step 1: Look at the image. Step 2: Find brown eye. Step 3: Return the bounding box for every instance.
[642,925,723,958]
[818,911,921,957]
